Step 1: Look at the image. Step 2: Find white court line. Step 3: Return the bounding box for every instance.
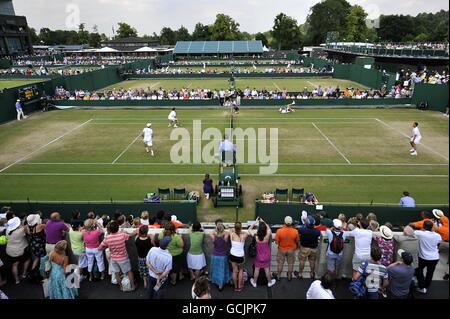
[272,82,282,90]
[0,172,448,178]
[17,162,449,166]
[111,133,142,164]
[307,80,317,87]
[90,122,375,125]
[312,123,351,164]
[375,118,449,162]
[92,117,379,120]
[0,119,93,174]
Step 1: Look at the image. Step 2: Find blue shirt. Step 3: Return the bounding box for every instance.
[15,102,22,110]
[399,196,415,207]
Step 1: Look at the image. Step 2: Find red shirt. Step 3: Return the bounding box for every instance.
[100,232,130,261]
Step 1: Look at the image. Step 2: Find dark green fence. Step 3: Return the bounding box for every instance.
[1,201,197,223]
[255,201,448,226]
[0,58,11,68]
[333,63,395,89]
[412,83,449,111]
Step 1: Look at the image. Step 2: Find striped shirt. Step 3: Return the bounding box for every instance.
[100,232,130,261]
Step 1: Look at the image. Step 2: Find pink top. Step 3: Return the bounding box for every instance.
[100,232,130,261]
[82,229,102,249]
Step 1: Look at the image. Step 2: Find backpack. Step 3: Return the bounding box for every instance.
[248,236,257,258]
[329,230,344,254]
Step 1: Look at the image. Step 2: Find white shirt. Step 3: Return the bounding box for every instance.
[168,111,177,121]
[146,247,172,279]
[142,127,153,141]
[344,228,372,258]
[414,230,441,260]
[412,127,421,139]
[219,139,235,152]
[306,280,334,299]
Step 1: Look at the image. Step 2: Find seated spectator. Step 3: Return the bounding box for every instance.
[306,273,335,299]
[274,216,299,281]
[295,215,321,279]
[373,225,394,267]
[203,173,214,199]
[191,276,212,299]
[399,191,416,207]
[387,250,415,299]
[140,211,150,225]
[304,192,319,205]
[352,246,389,299]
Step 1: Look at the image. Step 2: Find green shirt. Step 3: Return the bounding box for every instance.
[189,232,204,255]
[168,234,183,256]
[69,229,85,254]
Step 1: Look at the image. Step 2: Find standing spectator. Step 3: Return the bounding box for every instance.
[373,225,395,267]
[274,216,299,281]
[146,236,172,299]
[352,247,389,299]
[414,220,442,294]
[337,213,348,230]
[24,213,46,279]
[229,222,249,292]
[140,211,150,226]
[399,191,416,207]
[409,211,433,230]
[164,223,184,286]
[394,226,419,267]
[208,222,231,291]
[306,273,335,299]
[82,219,105,281]
[70,211,83,228]
[248,218,276,288]
[48,240,78,299]
[99,221,136,291]
[15,99,25,121]
[431,209,449,241]
[45,212,69,254]
[187,222,206,281]
[6,217,30,284]
[295,215,321,279]
[326,219,345,279]
[344,219,373,276]
[202,173,214,199]
[387,250,415,299]
[135,225,152,289]
[68,221,87,280]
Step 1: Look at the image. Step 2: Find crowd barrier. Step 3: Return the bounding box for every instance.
[254,201,449,226]
[0,201,198,224]
[412,83,449,111]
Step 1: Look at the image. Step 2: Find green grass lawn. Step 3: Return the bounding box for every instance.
[103,77,368,92]
[0,79,49,90]
[0,108,448,221]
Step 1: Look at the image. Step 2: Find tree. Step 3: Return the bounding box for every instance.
[272,13,302,50]
[176,26,191,41]
[88,33,102,48]
[254,32,269,47]
[305,0,351,45]
[115,22,138,39]
[343,5,369,42]
[78,23,90,44]
[160,27,177,45]
[29,27,40,45]
[377,15,415,42]
[210,13,241,40]
[192,23,212,41]
[239,31,252,40]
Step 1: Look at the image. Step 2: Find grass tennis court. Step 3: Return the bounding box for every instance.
[102,77,369,92]
[0,79,49,90]
[0,108,448,221]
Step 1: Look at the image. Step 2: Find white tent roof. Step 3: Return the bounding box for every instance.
[135,46,158,52]
[263,45,270,52]
[96,47,118,52]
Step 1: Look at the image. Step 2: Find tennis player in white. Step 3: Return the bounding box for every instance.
[168,107,179,128]
[142,123,154,156]
[409,122,421,156]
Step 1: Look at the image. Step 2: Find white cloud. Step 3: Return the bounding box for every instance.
[12,0,449,35]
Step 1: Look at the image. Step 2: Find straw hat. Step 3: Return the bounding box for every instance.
[432,209,444,219]
[380,225,393,240]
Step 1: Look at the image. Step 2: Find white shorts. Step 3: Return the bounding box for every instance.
[144,140,153,147]
[169,118,176,122]
[413,137,421,145]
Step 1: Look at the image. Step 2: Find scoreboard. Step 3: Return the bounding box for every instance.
[18,85,41,102]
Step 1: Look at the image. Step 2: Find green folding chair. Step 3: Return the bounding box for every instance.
[291,188,305,202]
[275,188,289,202]
[158,188,171,201]
[173,188,187,200]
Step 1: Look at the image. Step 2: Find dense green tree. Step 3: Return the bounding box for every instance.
[272,13,302,50]
[29,27,40,45]
[78,23,90,44]
[191,23,212,40]
[210,14,241,40]
[344,5,369,42]
[88,33,102,48]
[115,22,138,39]
[254,32,268,47]
[159,27,177,45]
[176,26,191,41]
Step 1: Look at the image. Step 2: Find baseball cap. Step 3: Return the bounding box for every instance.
[284,216,293,225]
[159,236,172,250]
[306,215,315,227]
[333,219,343,229]
[398,249,413,265]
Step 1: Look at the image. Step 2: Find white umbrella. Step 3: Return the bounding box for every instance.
[134,46,158,52]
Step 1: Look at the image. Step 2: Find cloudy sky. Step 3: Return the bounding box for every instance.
[13,0,449,35]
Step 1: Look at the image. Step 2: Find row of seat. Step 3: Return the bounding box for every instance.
[274,188,305,202]
[157,188,188,200]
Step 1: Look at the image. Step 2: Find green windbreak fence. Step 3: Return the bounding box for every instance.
[302,56,334,70]
[0,58,11,68]
[1,201,198,223]
[255,201,449,226]
[333,63,395,89]
[412,83,449,111]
